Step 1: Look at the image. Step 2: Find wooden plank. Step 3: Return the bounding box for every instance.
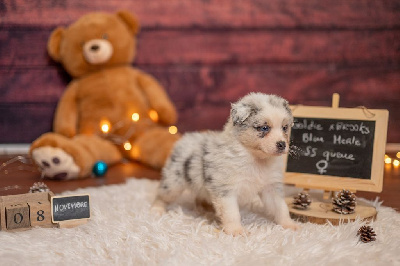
[176,103,400,144]
[0,68,68,103]
[1,0,400,29]
[182,66,400,106]
[137,30,400,65]
[1,66,399,104]
[0,103,56,143]
[1,66,399,142]
[2,28,399,67]
[1,101,399,144]
[285,197,376,225]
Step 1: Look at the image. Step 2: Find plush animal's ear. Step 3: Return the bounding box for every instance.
[47,27,64,62]
[116,10,140,35]
[230,103,253,126]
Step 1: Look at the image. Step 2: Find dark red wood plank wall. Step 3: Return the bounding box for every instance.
[1,0,400,143]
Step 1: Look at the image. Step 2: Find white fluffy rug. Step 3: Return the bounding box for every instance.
[1,178,400,265]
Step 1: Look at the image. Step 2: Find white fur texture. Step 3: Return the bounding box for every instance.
[0,178,399,265]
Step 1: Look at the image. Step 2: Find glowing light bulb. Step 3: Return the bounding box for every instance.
[131,113,140,122]
[385,154,389,159]
[169,126,178,135]
[149,110,159,122]
[123,141,132,151]
[100,120,111,133]
[385,157,392,164]
[397,152,400,159]
[393,159,400,167]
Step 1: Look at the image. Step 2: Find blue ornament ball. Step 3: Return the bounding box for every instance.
[92,161,108,177]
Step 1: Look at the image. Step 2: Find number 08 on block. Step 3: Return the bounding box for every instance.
[0,192,91,231]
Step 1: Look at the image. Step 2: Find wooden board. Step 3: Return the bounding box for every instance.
[2,0,400,29]
[2,28,399,67]
[1,66,399,143]
[1,0,399,144]
[285,105,389,192]
[2,66,399,105]
[285,196,377,225]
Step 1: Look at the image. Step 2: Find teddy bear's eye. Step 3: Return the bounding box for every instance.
[102,34,108,40]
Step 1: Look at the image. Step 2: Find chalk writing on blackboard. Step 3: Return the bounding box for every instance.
[286,117,376,179]
[51,195,90,222]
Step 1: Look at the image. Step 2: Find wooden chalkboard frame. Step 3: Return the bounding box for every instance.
[284,105,389,193]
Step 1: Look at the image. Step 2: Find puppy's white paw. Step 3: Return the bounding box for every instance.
[151,200,167,216]
[32,147,80,180]
[223,224,248,236]
[281,221,300,231]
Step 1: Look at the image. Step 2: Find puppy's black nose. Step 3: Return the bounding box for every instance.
[276,141,286,151]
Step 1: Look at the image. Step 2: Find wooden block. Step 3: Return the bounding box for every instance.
[285,196,377,225]
[28,201,54,228]
[5,203,30,230]
[57,219,88,229]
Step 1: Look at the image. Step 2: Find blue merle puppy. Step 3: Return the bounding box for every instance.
[151,92,299,236]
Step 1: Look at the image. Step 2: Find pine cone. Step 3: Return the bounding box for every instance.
[293,192,312,210]
[332,189,356,214]
[357,225,376,243]
[29,182,50,193]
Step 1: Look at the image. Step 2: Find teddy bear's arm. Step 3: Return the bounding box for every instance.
[53,81,79,137]
[137,72,178,125]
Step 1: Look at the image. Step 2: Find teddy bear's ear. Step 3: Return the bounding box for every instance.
[116,10,140,35]
[47,27,65,62]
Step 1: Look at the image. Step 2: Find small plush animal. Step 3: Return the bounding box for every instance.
[151,92,299,236]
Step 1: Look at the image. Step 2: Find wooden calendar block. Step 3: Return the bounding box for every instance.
[5,203,30,230]
[28,201,53,228]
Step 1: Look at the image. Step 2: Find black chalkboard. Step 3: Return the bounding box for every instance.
[286,117,376,179]
[51,195,90,222]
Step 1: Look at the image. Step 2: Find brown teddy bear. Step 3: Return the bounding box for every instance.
[30,10,180,180]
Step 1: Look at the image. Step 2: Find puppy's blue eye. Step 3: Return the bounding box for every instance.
[257,126,270,132]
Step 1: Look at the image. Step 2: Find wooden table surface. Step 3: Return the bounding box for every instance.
[0,154,399,211]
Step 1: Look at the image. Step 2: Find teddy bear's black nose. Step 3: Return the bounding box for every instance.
[90,44,100,51]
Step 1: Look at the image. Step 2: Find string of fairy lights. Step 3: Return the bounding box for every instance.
[384,152,400,167]
[99,109,178,158]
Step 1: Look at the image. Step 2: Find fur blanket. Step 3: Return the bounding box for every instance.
[0,178,399,265]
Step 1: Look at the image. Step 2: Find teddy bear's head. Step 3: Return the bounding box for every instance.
[48,11,140,78]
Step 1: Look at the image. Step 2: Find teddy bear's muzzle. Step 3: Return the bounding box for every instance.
[83,39,114,65]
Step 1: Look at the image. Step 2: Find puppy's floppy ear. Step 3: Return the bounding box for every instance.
[47,27,64,62]
[231,102,253,125]
[282,99,294,125]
